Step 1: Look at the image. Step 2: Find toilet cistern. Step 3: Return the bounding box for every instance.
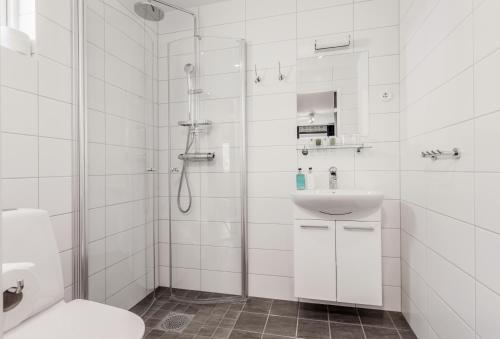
[329,167,338,189]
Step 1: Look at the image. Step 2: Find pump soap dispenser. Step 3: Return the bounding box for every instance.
[296,168,306,190]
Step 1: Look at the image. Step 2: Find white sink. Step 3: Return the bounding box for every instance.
[291,189,384,215]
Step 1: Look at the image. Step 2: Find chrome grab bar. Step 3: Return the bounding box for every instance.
[300,225,329,230]
[343,226,375,231]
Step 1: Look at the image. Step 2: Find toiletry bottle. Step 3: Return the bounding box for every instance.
[307,167,315,190]
[296,168,306,190]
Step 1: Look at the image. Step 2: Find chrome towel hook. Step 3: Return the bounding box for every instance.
[254,64,262,84]
[278,62,285,81]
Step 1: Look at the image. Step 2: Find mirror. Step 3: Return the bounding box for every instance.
[296,52,369,147]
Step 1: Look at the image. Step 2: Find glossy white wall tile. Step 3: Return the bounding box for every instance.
[400,0,500,337]
[246,0,296,20]
[158,0,401,310]
[1,0,160,306]
[297,5,353,38]
[0,87,38,135]
[246,14,296,44]
[0,48,38,93]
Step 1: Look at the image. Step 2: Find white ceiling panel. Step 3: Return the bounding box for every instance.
[163,0,228,8]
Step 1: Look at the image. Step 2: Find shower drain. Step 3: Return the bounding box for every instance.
[157,312,194,332]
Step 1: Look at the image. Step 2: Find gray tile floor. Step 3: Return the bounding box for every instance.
[131,288,417,339]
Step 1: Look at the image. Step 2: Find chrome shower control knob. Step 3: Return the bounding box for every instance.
[171,168,180,173]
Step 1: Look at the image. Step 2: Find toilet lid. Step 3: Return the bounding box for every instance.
[4,299,145,339]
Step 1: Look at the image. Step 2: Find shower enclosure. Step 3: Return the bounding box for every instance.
[77,0,247,309]
[164,36,247,302]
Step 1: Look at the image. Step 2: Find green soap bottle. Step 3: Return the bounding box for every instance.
[296,168,306,190]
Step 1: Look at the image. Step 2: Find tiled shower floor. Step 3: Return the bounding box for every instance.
[131,288,417,339]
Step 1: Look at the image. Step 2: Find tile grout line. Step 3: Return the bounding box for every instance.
[356,307,368,339]
[226,301,245,339]
[208,302,229,339]
[260,299,273,339]
[295,302,300,338]
[387,311,404,339]
[326,305,332,339]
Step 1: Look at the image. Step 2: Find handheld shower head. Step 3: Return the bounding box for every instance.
[184,63,195,74]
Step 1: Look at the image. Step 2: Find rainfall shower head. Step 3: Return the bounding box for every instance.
[134,1,165,21]
[184,63,195,74]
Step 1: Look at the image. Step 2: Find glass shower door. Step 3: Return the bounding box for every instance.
[84,0,157,309]
[163,36,246,301]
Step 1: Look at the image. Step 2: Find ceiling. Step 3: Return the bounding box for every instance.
[162,0,227,9]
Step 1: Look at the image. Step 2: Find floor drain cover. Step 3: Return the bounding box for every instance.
[158,312,193,332]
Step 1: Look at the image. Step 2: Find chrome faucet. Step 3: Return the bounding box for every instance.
[329,167,338,189]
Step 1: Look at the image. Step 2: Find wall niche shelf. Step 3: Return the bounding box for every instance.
[298,144,372,155]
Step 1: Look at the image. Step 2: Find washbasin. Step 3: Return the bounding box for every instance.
[291,189,384,215]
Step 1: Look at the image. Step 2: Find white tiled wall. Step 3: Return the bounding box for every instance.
[0,0,75,300]
[400,0,500,338]
[159,0,401,310]
[2,0,403,312]
[1,0,159,309]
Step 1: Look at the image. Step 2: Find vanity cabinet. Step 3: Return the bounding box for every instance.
[294,219,336,301]
[293,209,382,306]
[336,221,382,305]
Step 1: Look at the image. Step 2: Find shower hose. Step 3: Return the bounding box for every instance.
[177,127,195,213]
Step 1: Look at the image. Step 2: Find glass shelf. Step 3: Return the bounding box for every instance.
[297,144,372,154]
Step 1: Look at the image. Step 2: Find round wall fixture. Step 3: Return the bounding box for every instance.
[380,90,393,102]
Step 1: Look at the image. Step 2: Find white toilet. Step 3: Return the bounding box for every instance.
[2,209,145,339]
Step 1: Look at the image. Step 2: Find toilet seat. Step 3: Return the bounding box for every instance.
[4,299,145,339]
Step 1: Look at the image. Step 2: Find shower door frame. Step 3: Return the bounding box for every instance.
[166,37,248,302]
[73,0,88,300]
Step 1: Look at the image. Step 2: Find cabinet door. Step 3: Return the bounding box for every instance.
[294,220,336,301]
[336,221,382,306]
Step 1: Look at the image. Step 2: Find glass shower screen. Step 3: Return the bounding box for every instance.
[84,1,157,309]
[162,36,247,301]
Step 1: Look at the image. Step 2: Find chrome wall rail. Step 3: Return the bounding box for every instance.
[152,0,199,37]
[314,35,351,52]
[421,148,461,161]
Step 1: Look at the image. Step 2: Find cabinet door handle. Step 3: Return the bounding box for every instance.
[343,226,375,231]
[320,210,352,216]
[300,225,329,230]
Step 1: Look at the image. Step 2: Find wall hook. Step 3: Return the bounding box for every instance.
[421,148,461,161]
[278,62,285,81]
[254,65,262,84]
